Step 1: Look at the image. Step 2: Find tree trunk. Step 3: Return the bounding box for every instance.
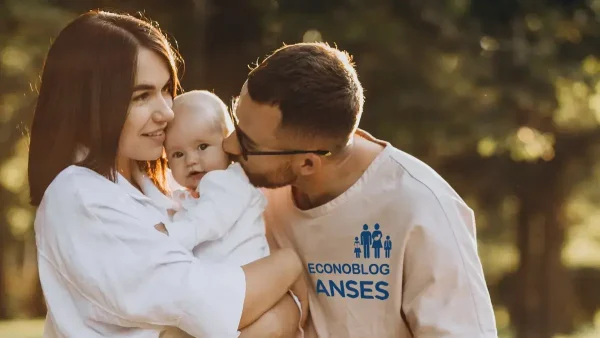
[0,0,14,319]
[200,0,268,99]
[514,158,576,338]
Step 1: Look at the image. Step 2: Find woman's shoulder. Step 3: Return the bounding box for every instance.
[49,164,111,190]
[43,165,122,207]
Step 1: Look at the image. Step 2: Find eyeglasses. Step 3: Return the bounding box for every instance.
[228,108,331,161]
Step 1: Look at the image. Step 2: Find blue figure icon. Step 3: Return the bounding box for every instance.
[360,224,372,258]
[353,237,361,258]
[384,235,392,258]
[372,223,383,259]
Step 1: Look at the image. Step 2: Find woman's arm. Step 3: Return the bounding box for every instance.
[239,294,301,338]
[237,223,308,337]
[291,278,309,328]
[40,173,297,337]
[239,247,302,329]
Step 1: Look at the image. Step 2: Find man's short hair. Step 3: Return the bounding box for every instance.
[247,42,364,146]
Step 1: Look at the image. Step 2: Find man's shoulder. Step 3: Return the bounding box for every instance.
[370,145,470,215]
[380,146,459,196]
[372,147,475,236]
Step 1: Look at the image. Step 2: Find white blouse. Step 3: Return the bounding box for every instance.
[35,165,246,337]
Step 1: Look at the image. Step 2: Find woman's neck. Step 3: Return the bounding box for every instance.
[116,156,134,186]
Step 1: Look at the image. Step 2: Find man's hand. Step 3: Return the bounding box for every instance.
[239,293,301,338]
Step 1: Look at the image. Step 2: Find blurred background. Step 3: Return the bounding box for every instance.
[1,0,600,337]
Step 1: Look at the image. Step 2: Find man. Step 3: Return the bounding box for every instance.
[224,42,498,337]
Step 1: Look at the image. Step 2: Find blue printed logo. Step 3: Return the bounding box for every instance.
[354,223,392,259]
[306,223,392,301]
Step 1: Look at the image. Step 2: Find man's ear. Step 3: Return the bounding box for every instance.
[293,153,321,177]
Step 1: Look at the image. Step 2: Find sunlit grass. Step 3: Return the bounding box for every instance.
[0,319,44,338]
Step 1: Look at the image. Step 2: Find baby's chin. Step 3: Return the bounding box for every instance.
[184,176,202,191]
[171,175,193,191]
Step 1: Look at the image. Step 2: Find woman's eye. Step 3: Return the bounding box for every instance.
[162,81,173,93]
[133,92,149,102]
[198,143,209,151]
[171,152,183,159]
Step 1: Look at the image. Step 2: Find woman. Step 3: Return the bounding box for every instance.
[371,223,383,259]
[28,10,301,337]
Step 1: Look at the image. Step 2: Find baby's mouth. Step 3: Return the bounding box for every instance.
[188,171,205,180]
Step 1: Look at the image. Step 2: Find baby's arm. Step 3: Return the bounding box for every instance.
[162,163,255,250]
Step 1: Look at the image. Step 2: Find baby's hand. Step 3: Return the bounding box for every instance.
[173,189,199,202]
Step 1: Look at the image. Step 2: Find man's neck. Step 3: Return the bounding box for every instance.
[292,135,384,210]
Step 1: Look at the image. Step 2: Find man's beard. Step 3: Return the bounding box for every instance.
[234,156,296,189]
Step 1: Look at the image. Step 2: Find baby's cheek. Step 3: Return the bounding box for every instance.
[170,163,187,185]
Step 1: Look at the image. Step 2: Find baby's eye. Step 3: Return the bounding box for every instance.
[171,151,184,159]
[198,143,209,151]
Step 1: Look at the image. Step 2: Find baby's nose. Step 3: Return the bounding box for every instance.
[186,153,200,165]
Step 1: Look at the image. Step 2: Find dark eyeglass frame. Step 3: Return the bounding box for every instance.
[228,108,331,161]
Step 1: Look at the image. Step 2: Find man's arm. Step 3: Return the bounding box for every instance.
[401,196,497,337]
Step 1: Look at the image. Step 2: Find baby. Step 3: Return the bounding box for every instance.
[162,90,269,266]
[135,90,304,337]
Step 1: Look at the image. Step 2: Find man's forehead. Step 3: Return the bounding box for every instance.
[235,89,281,134]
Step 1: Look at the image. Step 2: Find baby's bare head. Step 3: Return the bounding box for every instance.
[168,90,233,138]
[166,90,233,189]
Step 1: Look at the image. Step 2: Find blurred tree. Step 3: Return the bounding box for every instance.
[0,0,15,319]
[0,0,75,319]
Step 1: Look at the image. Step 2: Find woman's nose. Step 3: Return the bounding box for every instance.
[153,95,174,123]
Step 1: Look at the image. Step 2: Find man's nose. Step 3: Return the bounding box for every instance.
[222,133,241,156]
